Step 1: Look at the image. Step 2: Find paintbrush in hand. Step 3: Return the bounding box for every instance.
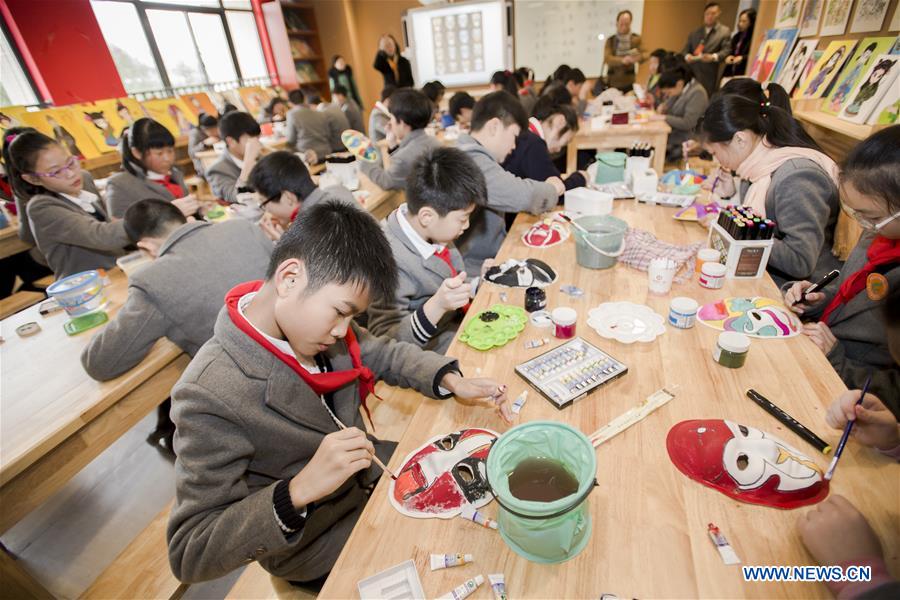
[824,374,872,481]
[332,416,398,480]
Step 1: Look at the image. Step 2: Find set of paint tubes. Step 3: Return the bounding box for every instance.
[627,142,653,157]
[716,205,776,241]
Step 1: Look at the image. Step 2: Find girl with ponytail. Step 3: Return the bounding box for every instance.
[697,94,841,286]
[105,118,198,219]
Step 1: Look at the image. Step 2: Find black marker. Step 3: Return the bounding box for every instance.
[746,389,832,454]
[793,269,840,306]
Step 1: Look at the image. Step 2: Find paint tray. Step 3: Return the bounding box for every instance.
[63,311,109,336]
[357,559,425,600]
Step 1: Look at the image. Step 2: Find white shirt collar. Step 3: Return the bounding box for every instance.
[146,170,168,181]
[528,116,545,139]
[238,291,320,372]
[60,190,99,214]
[227,151,244,169]
[397,203,445,260]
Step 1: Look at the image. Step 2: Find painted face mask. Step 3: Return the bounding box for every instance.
[666,419,828,509]
[389,428,498,518]
[698,297,801,338]
[485,258,558,288]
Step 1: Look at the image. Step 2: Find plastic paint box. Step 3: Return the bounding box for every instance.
[564,187,613,216]
[707,222,774,279]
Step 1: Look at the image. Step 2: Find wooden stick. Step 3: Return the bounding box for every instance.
[333,416,398,480]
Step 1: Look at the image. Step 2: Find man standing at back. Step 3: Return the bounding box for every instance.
[682,2,731,94]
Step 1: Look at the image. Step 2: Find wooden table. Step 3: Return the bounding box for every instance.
[0,268,188,597]
[0,222,31,260]
[566,119,670,176]
[320,203,898,599]
[357,172,404,221]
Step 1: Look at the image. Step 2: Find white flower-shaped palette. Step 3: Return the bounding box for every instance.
[588,302,666,344]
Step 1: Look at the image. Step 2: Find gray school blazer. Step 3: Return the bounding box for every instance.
[359,129,441,191]
[26,171,130,279]
[81,220,273,381]
[286,106,332,161]
[105,166,189,219]
[664,81,709,158]
[204,153,243,203]
[167,308,458,583]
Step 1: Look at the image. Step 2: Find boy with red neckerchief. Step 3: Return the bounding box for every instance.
[167,201,510,585]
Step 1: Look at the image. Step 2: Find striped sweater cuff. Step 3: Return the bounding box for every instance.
[411,305,438,345]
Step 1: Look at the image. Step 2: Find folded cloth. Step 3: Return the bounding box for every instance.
[619,227,705,283]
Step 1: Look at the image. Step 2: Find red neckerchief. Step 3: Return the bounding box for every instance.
[821,236,900,324]
[433,247,470,313]
[290,206,300,223]
[154,174,184,200]
[528,120,541,136]
[225,280,377,426]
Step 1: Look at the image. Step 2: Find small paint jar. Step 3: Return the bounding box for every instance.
[551,307,577,339]
[668,297,699,329]
[713,332,750,368]
[699,262,727,289]
[695,248,720,274]
[524,286,547,312]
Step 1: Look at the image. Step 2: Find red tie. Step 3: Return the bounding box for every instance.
[433,247,469,313]
[154,174,184,200]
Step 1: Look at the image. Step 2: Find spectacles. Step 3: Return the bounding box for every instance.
[841,200,900,232]
[29,155,79,179]
[258,192,281,208]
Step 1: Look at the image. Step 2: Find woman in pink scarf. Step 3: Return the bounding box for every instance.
[697,94,841,287]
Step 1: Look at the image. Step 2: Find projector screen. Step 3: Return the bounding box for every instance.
[405,0,512,87]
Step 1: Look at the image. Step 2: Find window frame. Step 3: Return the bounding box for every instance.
[92,0,269,98]
[0,16,43,106]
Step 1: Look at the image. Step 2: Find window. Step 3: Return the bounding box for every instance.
[91,0,165,93]
[148,10,207,87]
[141,0,220,6]
[226,11,267,79]
[189,13,238,83]
[0,26,39,106]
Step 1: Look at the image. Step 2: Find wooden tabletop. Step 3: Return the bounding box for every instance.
[0,269,183,490]
[567,118,671,175]
[320,202,898,599]
[0,220,32,260]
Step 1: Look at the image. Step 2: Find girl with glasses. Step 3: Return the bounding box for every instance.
[784,125,900,413]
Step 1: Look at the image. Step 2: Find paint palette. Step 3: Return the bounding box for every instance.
[340,129,379,163]
[458,304,528,351]
[515,337,628,409]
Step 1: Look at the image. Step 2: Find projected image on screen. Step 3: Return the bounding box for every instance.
[431,11,484,76]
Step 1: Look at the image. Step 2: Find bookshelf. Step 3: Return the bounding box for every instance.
[262,1,330,100]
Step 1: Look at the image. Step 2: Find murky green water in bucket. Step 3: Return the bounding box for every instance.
[574,215,627,270]
[487,421,597,564]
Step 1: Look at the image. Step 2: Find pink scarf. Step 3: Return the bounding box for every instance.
[736,139,839,218]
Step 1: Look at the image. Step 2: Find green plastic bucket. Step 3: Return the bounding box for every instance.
[594,151,627,184]
[573,215,627,270]
[486,421,597,564]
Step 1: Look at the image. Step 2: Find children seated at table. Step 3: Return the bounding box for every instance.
[784,126,899,410]
[105,118,199,219]
[654,65,708,162]
[368,85,394,143]
[421,80,445,116]
[205,111,262,203]
[455,91,562,273]
[167,200,511,585]
[262,97,288,123]
[286,89,332,164]
[331,84,365,133]
[501,95,586,191]
[82,198,273,381]
[187,113,219,177]
[368,147,488,353]
[698,93,842,288]
[249,151,356,240]
[4,130,130,279]
[359,88,440,191]
[315,91,351,154]
[448,92,475,131]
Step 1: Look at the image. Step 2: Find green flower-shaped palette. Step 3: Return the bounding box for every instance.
[458,304,528,351]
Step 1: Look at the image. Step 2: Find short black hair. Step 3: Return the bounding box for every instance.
[304,88,322,104]
[123,198,186,243]
[249,151,316,202]
[704,2,720,10]
[658,66,692,89]
[333,84,348,96]
[616,9,632,21]
[265,200,397,303]
[470,90,527,132]
[380,84,396,102]
[288,89,304,105]
[421,80,445,103]
[448,92,475,119]
[650,48,668,61]
[218,111,261,143]
[840,125,900,214]
[531,96,579,135]
[198,113,218,128]
[388,88,434,129]
[566,68,586,84]
[406,147,487,217]
[540,82,573,106]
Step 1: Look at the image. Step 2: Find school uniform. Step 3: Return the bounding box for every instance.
[682,22,732,94]
[502,118,586,192]
[320,103,351,153]
[286,106,332,162]
[340,98,366,133]
[167,281,459,583]
[81,220,273,381]
[519,88,538,117]
[359,129,440,191]
[785,234,900,415]
[454,133,558,273]
[367,205,466,353]
[740,159,841,287]
[26,171,130,279]
[663,80,709,160]
[368,104,391,143]
[205,152,244,203]
[188,128,213,177]
[105,166,189,219]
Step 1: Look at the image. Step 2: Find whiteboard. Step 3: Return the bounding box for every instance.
[514,0,645,80]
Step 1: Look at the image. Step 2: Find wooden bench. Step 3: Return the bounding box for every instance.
[80,501,187,600]
[0,291,44,320]
[227,563,317,599]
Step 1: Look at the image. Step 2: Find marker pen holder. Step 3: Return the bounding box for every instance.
[707,222,774,279]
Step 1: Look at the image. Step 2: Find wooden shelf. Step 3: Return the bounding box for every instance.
[287,29,317,36]
[794,110,879,142]
[293,55,322,61]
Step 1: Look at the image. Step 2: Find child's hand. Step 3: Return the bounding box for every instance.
[289,427,374,509]
[303,149,318,165]
[826,390,900,451]
[784,280,826,314]
[258,213,285,242]
[546,176,565,197]
[798,495,883,567]
[430,272,471,313]
[243,137,263,164]
[480,258,498,280]
[440,373,512,423]
[173,194,199,217]
[802,322,837,355]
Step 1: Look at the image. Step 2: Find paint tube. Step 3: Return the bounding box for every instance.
[436,575,484,600]
[429,553,473,571]
[488,574,507,600]
[459,504,498,529]
[511,390,528,415]
[708,522,740,565]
